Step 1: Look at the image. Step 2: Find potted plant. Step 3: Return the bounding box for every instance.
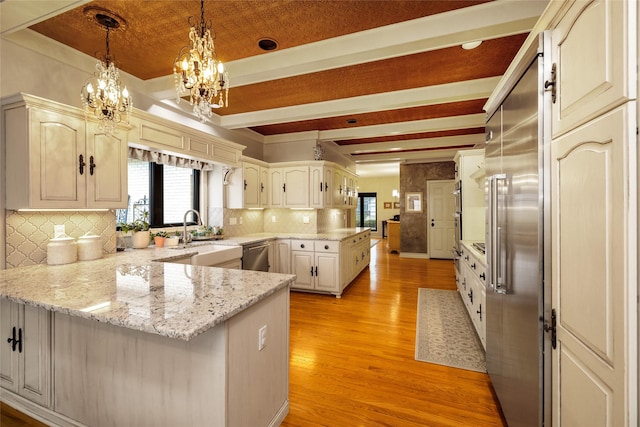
[118,211,151,249]
[165,231,181,247]
[152,231,168,248]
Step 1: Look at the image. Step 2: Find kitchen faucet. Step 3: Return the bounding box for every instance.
[183,209,202,246]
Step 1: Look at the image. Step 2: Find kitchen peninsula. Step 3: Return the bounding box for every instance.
[0,249,294,427]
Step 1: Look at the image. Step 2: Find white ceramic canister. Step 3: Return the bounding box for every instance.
[77,233,103,261]
[47,237,78,265]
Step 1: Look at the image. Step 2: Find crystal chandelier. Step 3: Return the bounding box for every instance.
[80,12,132,135]
[174,0,229,122]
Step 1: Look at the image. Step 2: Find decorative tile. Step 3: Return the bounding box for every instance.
[6,211,117,268]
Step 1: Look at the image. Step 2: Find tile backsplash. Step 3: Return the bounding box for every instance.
[6,211,116,268]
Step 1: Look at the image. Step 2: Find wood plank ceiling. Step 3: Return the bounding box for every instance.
[15,0,547,175]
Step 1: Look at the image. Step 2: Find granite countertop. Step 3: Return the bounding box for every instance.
[213,227,371,246]
[461,240,487,265]
[0,249,295,341]
[0,228,369,341]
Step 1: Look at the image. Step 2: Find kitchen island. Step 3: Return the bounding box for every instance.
[0,250,295,427]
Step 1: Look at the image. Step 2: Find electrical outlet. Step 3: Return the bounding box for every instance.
[271,216,277,223]
[229,217,237,225]
[258,325,267,351]
[303,216,310,224]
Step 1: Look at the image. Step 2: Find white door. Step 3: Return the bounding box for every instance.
[427,180,455,259]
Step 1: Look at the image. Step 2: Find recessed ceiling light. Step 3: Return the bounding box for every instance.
[258,38,278,51]
[462,40,482,50]
[346,119,357,124]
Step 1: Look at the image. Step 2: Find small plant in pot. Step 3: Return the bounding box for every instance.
[152,231,168,248]
[118,212,151,249]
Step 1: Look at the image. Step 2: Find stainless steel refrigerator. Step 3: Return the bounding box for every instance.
[484,32,551,427]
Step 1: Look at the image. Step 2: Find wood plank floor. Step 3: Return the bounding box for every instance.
[1,238,505,426]
[281,239,505,427]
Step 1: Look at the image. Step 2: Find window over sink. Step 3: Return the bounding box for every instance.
[116,158,201,227]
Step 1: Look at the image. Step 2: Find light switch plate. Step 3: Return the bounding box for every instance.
[303,216,309,224]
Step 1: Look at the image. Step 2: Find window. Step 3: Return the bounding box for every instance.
[356,192,377,230]
[116,158,200,227]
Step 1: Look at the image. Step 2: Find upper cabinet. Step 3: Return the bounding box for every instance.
[3,95,128,209]
[227,160,269,209]
[310,165,334,209]
[454,149,485,242]
[550,0,635,137]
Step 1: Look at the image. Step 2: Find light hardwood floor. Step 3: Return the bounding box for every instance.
[1,238,505,426]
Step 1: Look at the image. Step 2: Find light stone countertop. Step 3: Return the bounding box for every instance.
[0,248,295,341]
[0,228,369,341]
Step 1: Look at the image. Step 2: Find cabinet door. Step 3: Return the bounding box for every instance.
[333,169,344,206]
[259,167,269,206]
[243,163,261,208]
[275,239,290,273]
[551,106,636,427]
[269,168,284,207]
[315,253,339,293]
[0,301,51,408]
[550,0,635,138]
[30,109,85,208]
[309,166,324,209]
[0,299,19,390]
[283,166,309,208]
[86,127,128,208]
[323,166,333,208]
[290,251,313,290]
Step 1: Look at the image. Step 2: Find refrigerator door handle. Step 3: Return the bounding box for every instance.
[489,174,507,294]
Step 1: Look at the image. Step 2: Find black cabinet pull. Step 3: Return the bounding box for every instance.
[320,182,323,192]
[314,266,318,276]
[468,289,473,304]
[471,262,476,270]
[260,183,264,192]
[465,255,469,261]
[480,272,486,280]
[325,182,328,191]
[244,180,247,190]
[78,154,86,175]
[89,155,96,175]
[477,304,482,321]
[310,266,314,276]
[7,326,22,353]
[283,183,286,192]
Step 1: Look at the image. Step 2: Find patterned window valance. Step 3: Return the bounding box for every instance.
[128,147,215,171]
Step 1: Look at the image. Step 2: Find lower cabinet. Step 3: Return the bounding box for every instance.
[288,232,370,298]
[272,239,291,273]
[0,300,51,408]
[458,243,487,349]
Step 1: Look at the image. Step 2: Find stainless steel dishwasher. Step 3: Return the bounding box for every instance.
[242,241,270,271]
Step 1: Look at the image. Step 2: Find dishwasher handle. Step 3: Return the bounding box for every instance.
[245,243,270,251]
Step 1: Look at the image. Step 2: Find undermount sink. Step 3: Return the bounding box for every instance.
[167,244,242,267]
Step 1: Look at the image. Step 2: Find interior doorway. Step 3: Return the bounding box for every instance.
[427,180,455,259]
[355,192,377,231]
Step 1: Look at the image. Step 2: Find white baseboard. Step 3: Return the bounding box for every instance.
[399,252,429,259]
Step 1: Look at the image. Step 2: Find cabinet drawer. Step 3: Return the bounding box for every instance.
[291,239,314,252]
[314,240,339,253]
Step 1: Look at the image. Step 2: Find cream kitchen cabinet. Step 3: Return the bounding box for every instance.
[269,166,309,208]
[340,231,370,288]
[458,242,486,349]
[290,239,341,296]
[4,95,128,209]
[0,300,51,408]
[272,239,291,274]
[310,165,333,209]
[227,161,269,209]
[454,149,485,242]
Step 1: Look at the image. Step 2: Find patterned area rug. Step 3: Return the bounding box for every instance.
[415,288,486,372]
